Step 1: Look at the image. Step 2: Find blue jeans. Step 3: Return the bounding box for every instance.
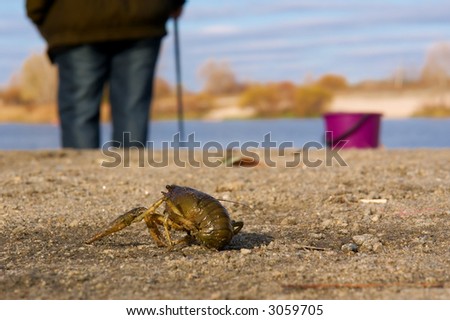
[54,38,162,148]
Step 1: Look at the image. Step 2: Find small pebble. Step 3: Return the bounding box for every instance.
[69,220,79,228]
[216,181,244,192]
[372,242,383,252]
[210,292,222,300]
[240,248,251,255]
[309,233,325,240]
[12,225,26,234]
[352,234,383,253]
[341,243,358,253]
[371,214,380,222]
[218,193,231,200]
[280,216,297,226]
[352,234,377,245]
[321,219,333,229]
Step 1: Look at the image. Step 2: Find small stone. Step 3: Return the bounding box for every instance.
[352,234,378,245]
[341,243,358,253]
[209,292,222,300]
[280,216,297,226]
[12,225,26,234]
[336,220,348,227]
[220,193,231,200]
[187,272,198,280]
[69,220,79,228]
[240,248,251,255]
[352,234,383,252]
[321,219,333,229]
[372,242,383,252]
[216,181,244,192]
[309,233,325,240]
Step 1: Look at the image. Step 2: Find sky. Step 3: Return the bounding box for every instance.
[0,0,450,91]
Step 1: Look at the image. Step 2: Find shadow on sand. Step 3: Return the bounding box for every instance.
[226,232,274,250]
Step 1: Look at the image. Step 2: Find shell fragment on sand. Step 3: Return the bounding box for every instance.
[359,199,388,204]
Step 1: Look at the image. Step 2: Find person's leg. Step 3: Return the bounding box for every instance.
[109,38,162,148]
[54,45,109,148]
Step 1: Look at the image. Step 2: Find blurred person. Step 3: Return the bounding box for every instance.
[26,0,185,148]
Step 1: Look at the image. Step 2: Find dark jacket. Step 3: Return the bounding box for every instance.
[26,0,185,50]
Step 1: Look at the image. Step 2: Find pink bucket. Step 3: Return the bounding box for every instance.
[324,112,382,148]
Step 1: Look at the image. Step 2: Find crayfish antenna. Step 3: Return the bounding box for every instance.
[216,198,252,209]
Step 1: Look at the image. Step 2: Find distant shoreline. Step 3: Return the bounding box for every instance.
[1,89,449,123]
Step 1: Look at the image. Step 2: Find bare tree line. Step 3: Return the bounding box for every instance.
[0,42,449,118]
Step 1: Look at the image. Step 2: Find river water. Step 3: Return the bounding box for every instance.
[0,118,449,149]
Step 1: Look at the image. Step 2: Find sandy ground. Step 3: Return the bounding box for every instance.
[0,149,449,299]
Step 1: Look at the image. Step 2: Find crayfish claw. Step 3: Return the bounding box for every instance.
[85,207,147,244]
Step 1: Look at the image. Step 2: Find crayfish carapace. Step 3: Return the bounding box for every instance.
[86,185,243,250]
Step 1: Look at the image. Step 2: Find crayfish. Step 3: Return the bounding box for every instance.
[86,185,244,250]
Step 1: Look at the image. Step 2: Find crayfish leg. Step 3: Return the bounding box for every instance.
[169,235,196,251]
[164,199,198,232]
[145,213,186,248]
[232,220,244,235]
[144,214,167,247]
